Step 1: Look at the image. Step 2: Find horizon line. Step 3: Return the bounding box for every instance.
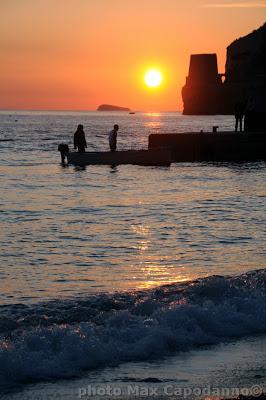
[0,108,182,113]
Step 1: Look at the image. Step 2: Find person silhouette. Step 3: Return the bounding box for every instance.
[109,124,119,151]
[234,102,245,132]
[74,124,87,153]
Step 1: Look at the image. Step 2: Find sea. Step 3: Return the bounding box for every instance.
[0,111,265,399]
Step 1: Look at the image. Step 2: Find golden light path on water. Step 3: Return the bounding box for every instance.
[1,154,264,302]
[0,111,265,304]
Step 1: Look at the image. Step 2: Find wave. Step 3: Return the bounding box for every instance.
[0,269,265,390]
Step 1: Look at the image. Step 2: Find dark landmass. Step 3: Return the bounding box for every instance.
[182,23,266,130]
[97,104,130,111]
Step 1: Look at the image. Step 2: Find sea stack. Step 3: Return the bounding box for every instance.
[181,54,224,115]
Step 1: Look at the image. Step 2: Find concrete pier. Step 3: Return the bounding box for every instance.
[148,132,266,162]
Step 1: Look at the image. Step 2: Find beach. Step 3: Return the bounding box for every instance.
[0,111,265,398]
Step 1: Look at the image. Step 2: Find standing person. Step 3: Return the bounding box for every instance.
[234,102,245,132]
[109,124,119,151]
[74,124,87,153]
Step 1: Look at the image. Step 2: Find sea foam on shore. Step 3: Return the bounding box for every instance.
[0,269,265,391]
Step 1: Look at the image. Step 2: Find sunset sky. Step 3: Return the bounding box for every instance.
[1,0,265,111]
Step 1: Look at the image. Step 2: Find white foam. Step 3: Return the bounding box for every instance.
[0,269,265,390]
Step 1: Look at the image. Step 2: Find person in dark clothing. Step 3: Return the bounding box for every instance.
[234,102,245,132]
[108,124,119,151]
[74,124,87,152]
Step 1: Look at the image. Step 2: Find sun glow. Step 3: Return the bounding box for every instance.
[144,69,163,88]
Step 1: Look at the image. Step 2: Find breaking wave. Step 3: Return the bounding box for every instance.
[0,269,265,390]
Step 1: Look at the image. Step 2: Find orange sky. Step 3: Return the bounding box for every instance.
[0,0,265,111]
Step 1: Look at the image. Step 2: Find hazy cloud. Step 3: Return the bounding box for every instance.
[201,0,266,7]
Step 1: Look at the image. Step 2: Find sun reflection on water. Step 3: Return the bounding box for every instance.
[1,111,265,304]
[145,112,162,117]
[131,224,150,236]
[144,113,162,130]
[144,121,162,129]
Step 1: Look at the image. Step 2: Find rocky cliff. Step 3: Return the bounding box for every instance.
[226,23,266,86]
[224,23,266,116]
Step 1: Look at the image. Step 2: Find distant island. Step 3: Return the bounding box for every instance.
[97,104,130,111]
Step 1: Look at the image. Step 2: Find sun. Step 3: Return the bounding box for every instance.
[144,69,163,88]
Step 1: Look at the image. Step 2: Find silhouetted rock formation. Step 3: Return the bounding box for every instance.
[226,24,266,89]
[97,104,130,111]
[182,23,266,131]
[225,22,266,121]
[182,54,224,114]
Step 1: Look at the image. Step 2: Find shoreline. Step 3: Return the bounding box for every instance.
[2,335,265,400]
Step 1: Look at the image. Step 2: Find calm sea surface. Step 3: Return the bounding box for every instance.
[0,111,265,394]
[0,111,265,304]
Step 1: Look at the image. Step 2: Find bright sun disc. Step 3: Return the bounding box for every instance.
[144,69,162,88]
